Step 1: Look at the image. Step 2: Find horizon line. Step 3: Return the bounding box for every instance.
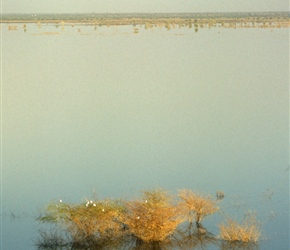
[2,11,290,14]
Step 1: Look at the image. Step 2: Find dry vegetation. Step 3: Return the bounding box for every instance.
[38,199,125,245]
[67,201,125,242]
[37,188,262,249]
[219,213,261,243]
[178,189,219,224]
[120,189,183,243]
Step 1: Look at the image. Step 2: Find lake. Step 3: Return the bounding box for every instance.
[1,20,289,249]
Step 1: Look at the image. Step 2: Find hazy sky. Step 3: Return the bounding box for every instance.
[2,0,289,13]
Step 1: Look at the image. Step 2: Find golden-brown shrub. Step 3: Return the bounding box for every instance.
[219,213,260,243]
[38,199,125,243]
[120,189,184,243]
[67,199,125,242]
[178,189,219,224]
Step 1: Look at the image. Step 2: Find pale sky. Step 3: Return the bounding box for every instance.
[2,0,289,13]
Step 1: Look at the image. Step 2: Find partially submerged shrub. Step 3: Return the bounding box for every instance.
[38,199,126,244]
[120,189,183,243]
[219,212,260,243]
[68,200,125,242]
[178,189,219,224]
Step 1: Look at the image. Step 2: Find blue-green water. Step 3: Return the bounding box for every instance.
[1,22,289,249]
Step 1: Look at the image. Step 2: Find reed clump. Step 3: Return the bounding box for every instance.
[219,213,260,243]
[120,189,184,243]
[178,189,219,224]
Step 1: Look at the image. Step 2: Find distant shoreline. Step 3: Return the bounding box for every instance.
[1,12,289,29]
[1,12,289,21]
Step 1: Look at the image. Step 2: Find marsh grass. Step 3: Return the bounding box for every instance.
[219,212,261,243]
[120,189,184,243]
[178,189,219,225]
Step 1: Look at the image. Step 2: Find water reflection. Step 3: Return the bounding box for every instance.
[175,223,218,249]
[220,241,259,250]
[36,228,71,249]
[35,224,260,249]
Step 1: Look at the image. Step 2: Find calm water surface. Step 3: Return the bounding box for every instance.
[1,23,289,249]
